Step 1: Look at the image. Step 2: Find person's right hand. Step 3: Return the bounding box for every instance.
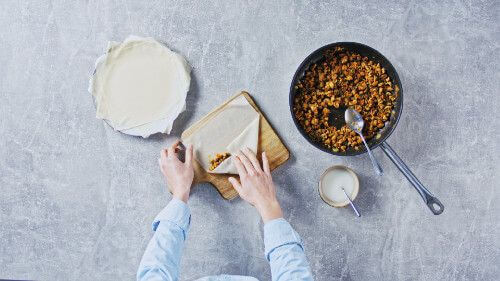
[228,147,283,222]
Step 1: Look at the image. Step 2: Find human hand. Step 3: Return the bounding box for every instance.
[228,147,283,222]
[159,141,194,203]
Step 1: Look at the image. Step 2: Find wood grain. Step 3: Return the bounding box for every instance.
[181,91,290,199]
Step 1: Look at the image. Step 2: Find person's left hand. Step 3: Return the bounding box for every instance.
[159,141,194,203]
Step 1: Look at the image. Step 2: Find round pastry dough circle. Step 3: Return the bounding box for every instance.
[91,37,190,134]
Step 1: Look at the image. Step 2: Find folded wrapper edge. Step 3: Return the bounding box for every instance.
[210,115,260,174]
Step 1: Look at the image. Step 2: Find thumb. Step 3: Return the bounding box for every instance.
[158,158,164,173]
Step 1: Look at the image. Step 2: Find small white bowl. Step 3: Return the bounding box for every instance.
[318,165,360,208]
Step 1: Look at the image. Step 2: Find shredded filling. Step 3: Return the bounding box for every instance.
[209,153,231,171]
[293,47,398,152]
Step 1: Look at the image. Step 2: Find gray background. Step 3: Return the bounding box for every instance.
[1,0,499,280]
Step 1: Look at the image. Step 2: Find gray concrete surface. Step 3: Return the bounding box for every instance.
[1,1,499,280]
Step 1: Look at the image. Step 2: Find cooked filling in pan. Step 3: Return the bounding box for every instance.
[293,47,399,152]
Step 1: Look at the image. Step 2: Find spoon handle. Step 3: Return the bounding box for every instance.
[359,134,384,176]
[342,188,361,217]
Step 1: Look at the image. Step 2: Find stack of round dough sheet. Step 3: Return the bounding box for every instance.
[89,36,190,137]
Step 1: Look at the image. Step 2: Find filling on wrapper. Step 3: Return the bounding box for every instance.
[209,153,232,171]
[181,95,260,175]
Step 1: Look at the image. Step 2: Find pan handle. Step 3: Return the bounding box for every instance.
[380,142,444,215]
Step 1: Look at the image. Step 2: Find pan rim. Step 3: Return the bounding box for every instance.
[289,41,404,156]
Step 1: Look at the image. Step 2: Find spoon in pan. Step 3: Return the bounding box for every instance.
[345,108,384,176]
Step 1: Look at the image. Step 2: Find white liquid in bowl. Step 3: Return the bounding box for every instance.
[320,167,357,205]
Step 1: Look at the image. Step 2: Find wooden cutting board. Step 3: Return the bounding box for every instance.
[181,91,290,200]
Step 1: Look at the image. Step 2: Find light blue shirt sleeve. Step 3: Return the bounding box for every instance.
[137,200,313,281]
[264,218,314,281]
[137,198,191,281]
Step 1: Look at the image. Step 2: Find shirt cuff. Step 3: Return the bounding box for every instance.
[263,218,304,261]
[152,198,191,233]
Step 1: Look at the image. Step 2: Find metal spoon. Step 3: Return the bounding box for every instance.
[345,108,384,176]
[341,187,361,217]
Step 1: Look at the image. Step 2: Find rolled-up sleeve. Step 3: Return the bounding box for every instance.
[137,198,191,281]
[264,218,314,281]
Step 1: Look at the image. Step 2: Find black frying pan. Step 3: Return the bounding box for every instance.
[289,42,444,215]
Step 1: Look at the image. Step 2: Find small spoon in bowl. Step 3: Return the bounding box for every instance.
[342,187,361,217]
[345,108,384,176]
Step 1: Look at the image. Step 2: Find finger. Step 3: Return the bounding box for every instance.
[185,144,193,166]
[160,148,168,163]
[262,152,271,175]
[237,151,255,175]
[242,147,261,171]
[158,158,167,175]
[167,140,181,158]
[232,154,247,176]
[158,158,164,172]
[228,177,243,193]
